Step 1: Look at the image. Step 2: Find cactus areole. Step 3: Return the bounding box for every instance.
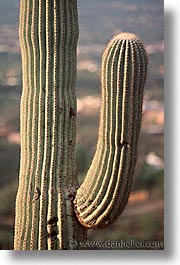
[14,0,148,250]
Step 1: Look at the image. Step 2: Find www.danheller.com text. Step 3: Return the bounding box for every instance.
[69,239,164,249]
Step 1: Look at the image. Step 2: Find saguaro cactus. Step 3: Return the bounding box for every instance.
[14,0,148,250]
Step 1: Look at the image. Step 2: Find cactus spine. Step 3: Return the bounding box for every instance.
[14,0,148,250]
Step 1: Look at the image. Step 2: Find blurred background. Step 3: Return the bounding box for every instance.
[0,0,164,249]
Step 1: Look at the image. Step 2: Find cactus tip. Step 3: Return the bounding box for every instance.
[113,32,140,41]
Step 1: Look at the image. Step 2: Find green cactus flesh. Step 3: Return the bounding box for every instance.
[74,33,148,228]
[14,0,86,250]
[14,0,148,250]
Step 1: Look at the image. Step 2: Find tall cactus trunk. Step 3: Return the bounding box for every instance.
[14,0,148,250]
[14,0,86,250]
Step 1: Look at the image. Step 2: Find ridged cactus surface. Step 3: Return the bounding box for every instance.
[14,0,148,251]
[14,0,86,250]
[74,33,148,228]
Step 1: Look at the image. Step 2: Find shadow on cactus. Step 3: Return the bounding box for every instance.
[14,0,148,250]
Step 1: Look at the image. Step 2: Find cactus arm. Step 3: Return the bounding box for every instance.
[74,33,148,228]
